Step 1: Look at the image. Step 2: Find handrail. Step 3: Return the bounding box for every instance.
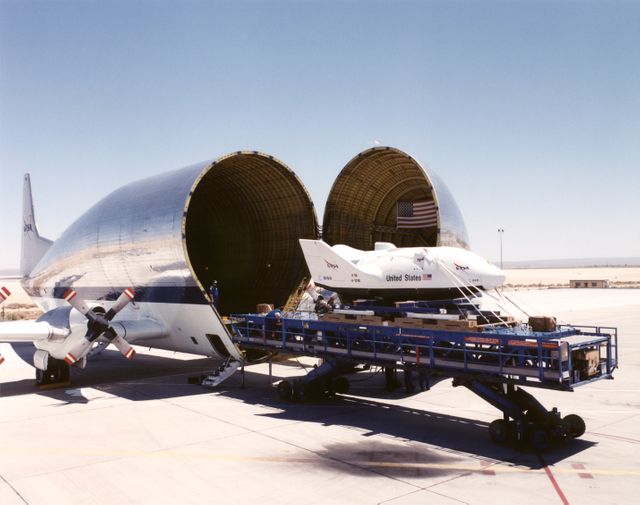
[231,314,618,391]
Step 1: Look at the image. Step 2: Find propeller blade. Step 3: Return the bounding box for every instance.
[64,337,92,365]
[105,288,135,320]
[64,327,103,365]
[0,286,11,302]
[106,327,136,359]
[63,289,91,316]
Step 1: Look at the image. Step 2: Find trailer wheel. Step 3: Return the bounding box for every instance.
[529,427,552,452]
[563,414,586,438]
[488,419,510,444]
[277,380,293,401]
[332,376,350,395]
[292,381,304,402]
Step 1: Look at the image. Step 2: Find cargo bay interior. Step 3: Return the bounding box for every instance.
[184,152,318,314]
[324,147,444,250]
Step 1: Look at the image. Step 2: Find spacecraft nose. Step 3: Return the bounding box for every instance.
[486,264,506,289]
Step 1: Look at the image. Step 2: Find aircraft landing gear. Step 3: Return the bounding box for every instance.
[35,357,70,387]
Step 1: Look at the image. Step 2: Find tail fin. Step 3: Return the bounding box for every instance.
[299,239,365,286]
[21,174,53,277]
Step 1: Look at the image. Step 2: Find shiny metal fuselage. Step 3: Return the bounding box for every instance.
[22,161,234,358]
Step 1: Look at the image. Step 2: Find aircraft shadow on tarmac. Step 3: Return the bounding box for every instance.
[1,343,216,400]
[2,343,595,470]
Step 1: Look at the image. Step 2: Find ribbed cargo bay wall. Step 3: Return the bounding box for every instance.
[323,147,470,250]
[185,152,318,314]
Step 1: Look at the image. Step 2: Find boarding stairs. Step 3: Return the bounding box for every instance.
[200,358,241,388]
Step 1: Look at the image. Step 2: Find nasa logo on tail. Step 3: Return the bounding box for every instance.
[454,263,469,271]
[324,259,339,269]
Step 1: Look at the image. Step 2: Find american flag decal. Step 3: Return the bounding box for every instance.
[422,273,432,281]
[397,200,437,229]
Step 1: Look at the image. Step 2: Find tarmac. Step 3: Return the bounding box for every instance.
[1,288,639,505]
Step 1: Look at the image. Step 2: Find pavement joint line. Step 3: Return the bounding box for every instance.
[126,383,381,451]
[588,412,640,432]
[588,431,640,444]
[0,400,135,426]
[378,487,469,505]
[3,444,640,476]
[241,429,427,489]
[0,472,29,505]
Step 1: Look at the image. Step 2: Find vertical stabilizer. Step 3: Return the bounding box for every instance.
[299,239,364,285]
[21,174,53,277]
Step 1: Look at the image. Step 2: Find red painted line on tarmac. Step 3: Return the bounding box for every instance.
[537,454,570,505]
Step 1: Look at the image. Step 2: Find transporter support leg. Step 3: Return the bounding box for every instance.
[454,378,586,451]
[277,358,354,402]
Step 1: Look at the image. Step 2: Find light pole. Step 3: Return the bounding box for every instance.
[498,228,504,269]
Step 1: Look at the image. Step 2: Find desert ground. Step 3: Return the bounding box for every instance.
[504,267,640,289]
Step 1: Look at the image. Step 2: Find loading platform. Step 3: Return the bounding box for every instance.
[228,308,618,450]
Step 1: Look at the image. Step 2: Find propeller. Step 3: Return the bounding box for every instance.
[0,287,10,364]
[63,288,136,365]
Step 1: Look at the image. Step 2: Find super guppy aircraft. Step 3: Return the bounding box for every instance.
[0,147,478,386]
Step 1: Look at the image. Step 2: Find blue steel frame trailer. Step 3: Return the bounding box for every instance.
[229,312,618,451]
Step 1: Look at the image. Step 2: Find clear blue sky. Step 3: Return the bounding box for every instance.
[1,0,639,269]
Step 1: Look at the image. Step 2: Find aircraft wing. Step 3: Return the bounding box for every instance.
[0,320,68,342]
[0,285,169,366]
[0,318,167,343]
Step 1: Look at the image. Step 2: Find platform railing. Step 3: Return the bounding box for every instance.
[231,315,617,390]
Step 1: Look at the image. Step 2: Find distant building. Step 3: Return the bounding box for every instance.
[570,279,609,289]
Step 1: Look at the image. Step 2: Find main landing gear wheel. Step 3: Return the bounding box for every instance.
[35,358,70,386]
